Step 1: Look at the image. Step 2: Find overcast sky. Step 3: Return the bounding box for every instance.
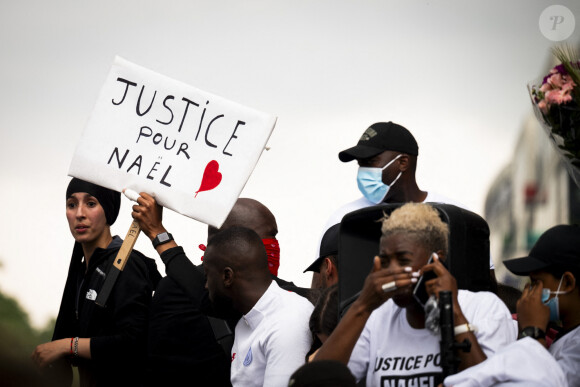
[1,0,579,328]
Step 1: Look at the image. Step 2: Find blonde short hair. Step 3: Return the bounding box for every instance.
[381,203,449,253]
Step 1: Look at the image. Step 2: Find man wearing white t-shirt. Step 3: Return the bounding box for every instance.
[312,122,494,289]
[203,226,314,387]
[312,203,515,386]
[502,224,580,387]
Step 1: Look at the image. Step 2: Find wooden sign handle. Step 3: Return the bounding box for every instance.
[95,220,141,307]
[113,220,141,270]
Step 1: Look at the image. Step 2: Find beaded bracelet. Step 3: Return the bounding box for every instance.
[73,337,79,358]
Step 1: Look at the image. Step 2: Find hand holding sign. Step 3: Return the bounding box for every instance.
[68,56,277,228]
[195,160,222,198]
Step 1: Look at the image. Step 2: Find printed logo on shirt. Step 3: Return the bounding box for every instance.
[86,289,97,301]
[374,353,440,372]
[380,372,442,387]
[231,353,236,362]
[243,347,253,367]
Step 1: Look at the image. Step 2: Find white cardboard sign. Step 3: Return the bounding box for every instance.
[68,56,277,228]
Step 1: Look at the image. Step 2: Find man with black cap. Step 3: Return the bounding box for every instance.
[314,121,493,286]
[440,224,580,386]
[503,224,580,387]
[305,223,340,290]
[322,121,464,235]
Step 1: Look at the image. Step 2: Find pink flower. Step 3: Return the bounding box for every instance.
[544,87,573,107]
[540,82,552,93]
[548,73,564,88]
[538,99,548,114]
[561,78,576,93]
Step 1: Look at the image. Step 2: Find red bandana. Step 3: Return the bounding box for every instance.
[262,238,280,276]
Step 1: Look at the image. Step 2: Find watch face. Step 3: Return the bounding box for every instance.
[521,327,545,340]
[158,232,170,242]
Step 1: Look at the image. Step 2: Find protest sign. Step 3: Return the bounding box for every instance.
[69,56,277,227]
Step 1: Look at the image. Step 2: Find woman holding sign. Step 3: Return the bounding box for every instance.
[32,178,161,387]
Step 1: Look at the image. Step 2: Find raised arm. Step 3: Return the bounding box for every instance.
[131,192,206,301]
[314,256,416,364]
[422,255,492,370]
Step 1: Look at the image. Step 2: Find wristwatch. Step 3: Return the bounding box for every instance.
[519,326,546,340]
[152,232,173,248]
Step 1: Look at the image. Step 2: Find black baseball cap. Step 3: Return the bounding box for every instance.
[304,224,340,273]
[504,225,580,276]
[338,121,419,162]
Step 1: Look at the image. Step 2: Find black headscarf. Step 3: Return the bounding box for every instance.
[66,178,121,225]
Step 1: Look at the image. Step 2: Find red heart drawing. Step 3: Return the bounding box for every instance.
[195,160,222,198]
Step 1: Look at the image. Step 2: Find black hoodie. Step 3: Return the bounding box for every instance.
[51,236,161,387]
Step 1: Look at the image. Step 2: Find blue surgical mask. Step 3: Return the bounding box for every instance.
[357,155,402,204]
[541,277,569,322]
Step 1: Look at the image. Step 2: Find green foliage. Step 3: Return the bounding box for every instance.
[0,288,59,386]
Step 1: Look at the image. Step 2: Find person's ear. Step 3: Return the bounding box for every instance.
[561,271,576,293]
[223,267,234,287]
[398,154,410,172]
[324,257,333,276]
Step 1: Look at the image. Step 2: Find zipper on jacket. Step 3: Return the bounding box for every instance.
[76,278,85,320]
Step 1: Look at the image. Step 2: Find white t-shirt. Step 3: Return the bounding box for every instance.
[550,325,580,387]
[322,192,467,232]
[443,337,568,387]
[316,192,495,269]
[347,290,516,386]
[230,281,314,387]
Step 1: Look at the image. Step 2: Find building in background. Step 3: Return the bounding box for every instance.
[486,46,580,288]
[485,114,580,288]
[485,109,580,288]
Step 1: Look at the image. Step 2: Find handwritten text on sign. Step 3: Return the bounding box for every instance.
[69,56,277,227]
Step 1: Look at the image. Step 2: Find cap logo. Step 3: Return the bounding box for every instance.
[359,127,377,142]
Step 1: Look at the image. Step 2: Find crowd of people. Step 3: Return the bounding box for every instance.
[30,121,580,386]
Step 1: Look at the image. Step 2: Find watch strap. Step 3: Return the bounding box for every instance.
[519,326,546,340]
[152,232,173,248]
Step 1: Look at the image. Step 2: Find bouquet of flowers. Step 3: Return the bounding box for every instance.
[528,45,580,187]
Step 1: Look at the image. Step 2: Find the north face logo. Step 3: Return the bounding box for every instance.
[86,289,97,301]
[359,127,377,141]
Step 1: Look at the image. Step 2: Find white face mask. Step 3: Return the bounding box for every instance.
[356,154,402,204]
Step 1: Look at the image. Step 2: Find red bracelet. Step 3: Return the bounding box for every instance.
[70,337,74,355]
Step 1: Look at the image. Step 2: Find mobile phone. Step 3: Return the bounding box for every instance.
[413,253,438,307]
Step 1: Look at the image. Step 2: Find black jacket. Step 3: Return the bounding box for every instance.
[52,237,161,387]
[145,246,232,387]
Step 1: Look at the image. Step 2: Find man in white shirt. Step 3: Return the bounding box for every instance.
[503,224,580,387]
[130,193,314,387]
[441,225,580,386]
[312,203,515,386]
[203,226,314,387]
